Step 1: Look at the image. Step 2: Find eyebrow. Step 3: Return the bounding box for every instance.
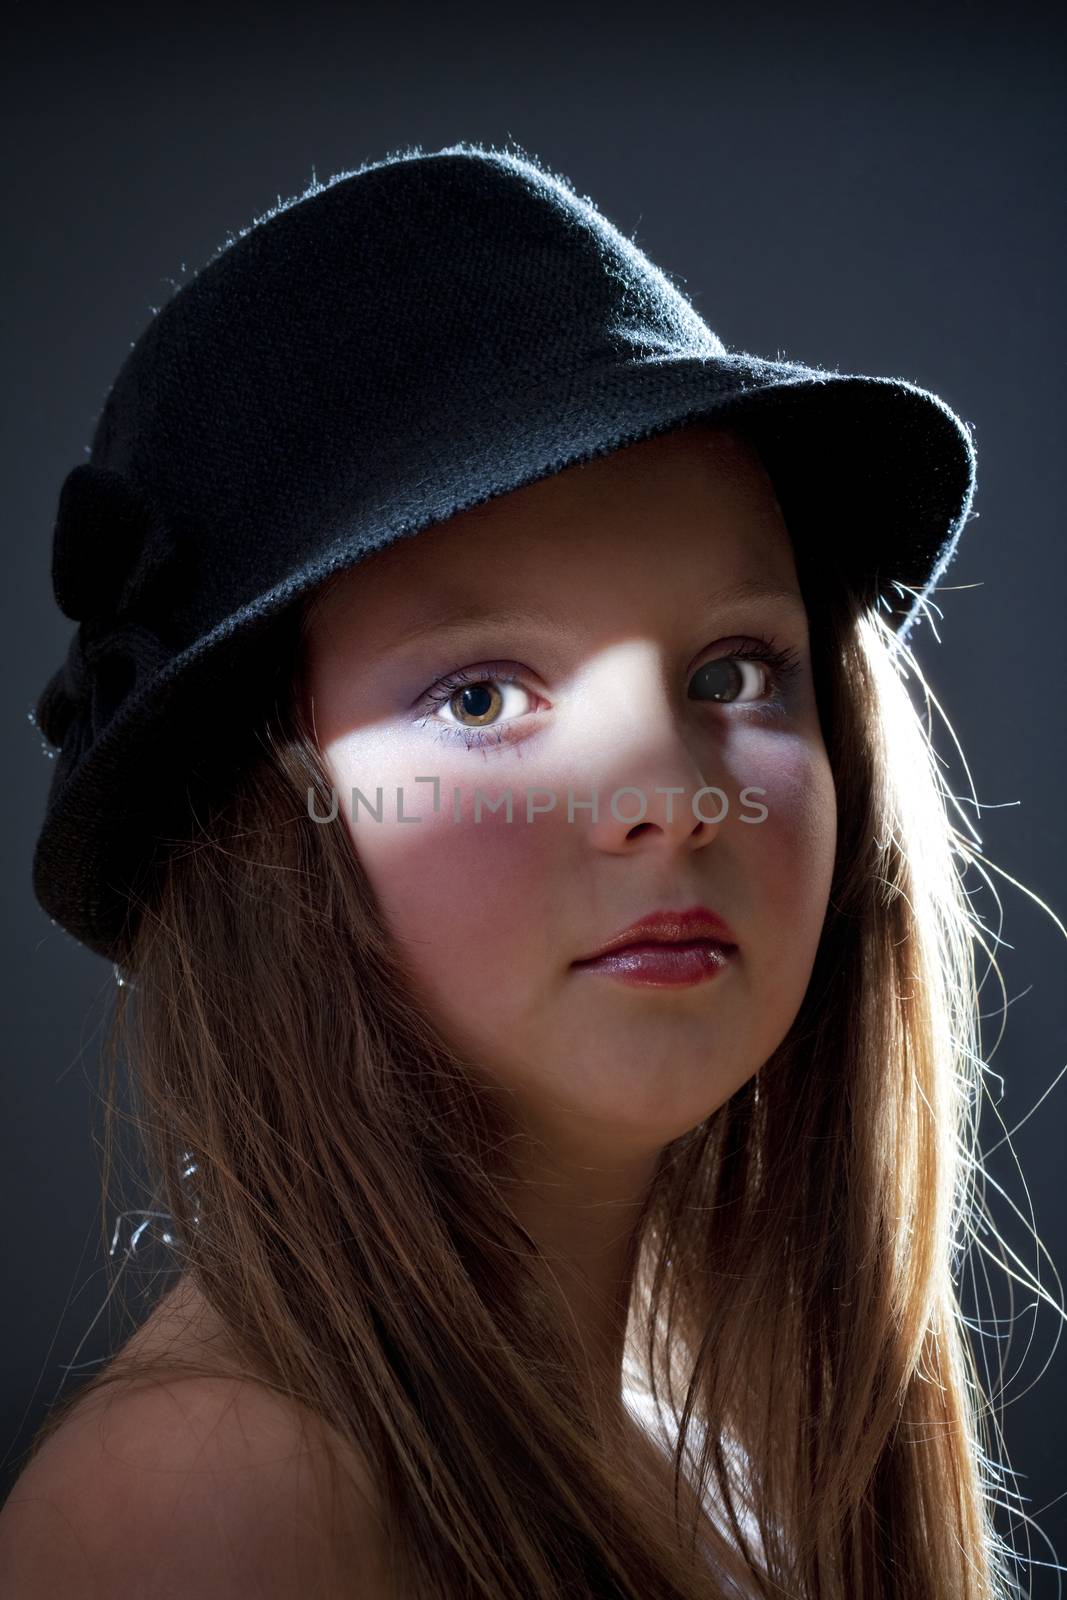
[377,577,808,657]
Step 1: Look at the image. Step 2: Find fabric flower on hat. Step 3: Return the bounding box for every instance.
[34,464,179,758]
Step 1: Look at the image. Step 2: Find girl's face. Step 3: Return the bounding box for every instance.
[301,424,836,1165]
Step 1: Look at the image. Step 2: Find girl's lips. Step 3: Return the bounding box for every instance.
[574,905,737,963]
[570,939,735,988]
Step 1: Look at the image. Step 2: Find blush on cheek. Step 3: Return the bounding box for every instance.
[342,770,562,998]
[737,738,835,849]
[724,741,837,1040]
[731,739,836,916]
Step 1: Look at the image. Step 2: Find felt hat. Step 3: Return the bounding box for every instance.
[31,140,976,964]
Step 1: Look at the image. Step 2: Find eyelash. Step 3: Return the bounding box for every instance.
[415,634,804,750]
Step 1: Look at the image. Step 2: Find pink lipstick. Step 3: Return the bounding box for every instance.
[571,906,738,989]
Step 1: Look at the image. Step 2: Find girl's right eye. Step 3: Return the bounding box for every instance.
[415,662,538,750]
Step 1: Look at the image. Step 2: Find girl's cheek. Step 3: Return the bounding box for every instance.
[324,734,556,943]
[736,736,837,888]
[326,733,544,864]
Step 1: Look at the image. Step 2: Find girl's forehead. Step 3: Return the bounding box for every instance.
[302,537,806,697]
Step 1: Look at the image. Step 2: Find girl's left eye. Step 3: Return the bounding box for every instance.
[415,637,803,751]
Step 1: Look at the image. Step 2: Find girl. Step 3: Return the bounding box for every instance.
[5,140,1041,1597]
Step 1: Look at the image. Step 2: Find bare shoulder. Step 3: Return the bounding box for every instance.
[0,1362,393,1597]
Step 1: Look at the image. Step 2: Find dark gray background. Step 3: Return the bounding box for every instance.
[4,2,1065,1590]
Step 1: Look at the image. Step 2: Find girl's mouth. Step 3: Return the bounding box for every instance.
[570,939,736,988]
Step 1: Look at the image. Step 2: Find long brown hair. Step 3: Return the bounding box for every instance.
[21,533,1049,1597]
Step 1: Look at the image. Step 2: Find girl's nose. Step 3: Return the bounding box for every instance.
[559,645,730,852]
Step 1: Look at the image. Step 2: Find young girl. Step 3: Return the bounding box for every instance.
[5,140,1039,1597]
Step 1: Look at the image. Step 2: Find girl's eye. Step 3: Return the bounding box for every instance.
[415,636,804,750]
[690,637,803,711]
[416,662,539,751]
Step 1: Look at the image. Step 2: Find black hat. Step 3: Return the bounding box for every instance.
[30,140,976,965]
